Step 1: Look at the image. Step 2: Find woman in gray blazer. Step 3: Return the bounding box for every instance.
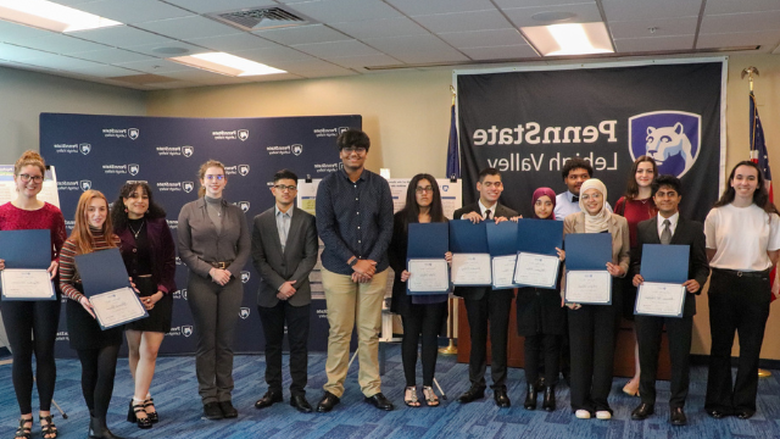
[177,160,251,420]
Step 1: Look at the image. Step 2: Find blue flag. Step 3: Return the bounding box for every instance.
[446,104,460,179]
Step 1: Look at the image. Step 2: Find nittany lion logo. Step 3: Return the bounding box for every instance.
[79,143,91,155]
[237,201,250,212]
[292,144,303,156]
[629,111,701,178]
[240,271,250,283]
[181,288,188,300]
[175,256,183,265]
[239,307,250,319]
[238,129,249,141]
[128,128,139,140]
[182,325,193,337]
[182,146,194,158]
[182,181,194,193]
[442,185,449,192]
[80,180,92,191]
[238,164,250,176]
[338,127,349,134]
[128,163,140,176]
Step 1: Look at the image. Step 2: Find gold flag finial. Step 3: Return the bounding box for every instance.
[741,66,760,92]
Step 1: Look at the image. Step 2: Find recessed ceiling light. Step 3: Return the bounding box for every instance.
[0,0,122,33]
[521,22,614,57]
[169,52,286,77]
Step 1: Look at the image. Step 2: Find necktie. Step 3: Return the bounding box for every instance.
[484,209,491,220]
[661,219,672,245]
[572,195,579,202]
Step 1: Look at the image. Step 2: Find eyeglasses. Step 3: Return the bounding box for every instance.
[19,174,43,183]
[273,184,297,192]
[342,146,367,154]
[415,186,433,194]
[204,175,225,181]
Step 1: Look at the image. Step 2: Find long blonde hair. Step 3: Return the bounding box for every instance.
[69,190,117,254]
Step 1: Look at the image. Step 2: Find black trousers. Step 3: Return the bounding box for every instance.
[401,302,447,387]
[257,302,310,396]
[705,269,771,414]
[76,345,120,418]
[568,298,621,413]
[464,291,513,390]
[635,314,692,408]
[1,299,60,414]
[524,334,561,386]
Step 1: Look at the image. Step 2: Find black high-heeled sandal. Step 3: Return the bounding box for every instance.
[39,414,58,439]
[144,398,159,423]
[15,417,32,439]
[127,399,153,429]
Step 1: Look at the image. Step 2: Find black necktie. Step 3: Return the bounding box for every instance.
[572,195,579,202]
[484,209,491,220]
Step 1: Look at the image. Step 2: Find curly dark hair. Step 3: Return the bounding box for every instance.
[111,181,167,231]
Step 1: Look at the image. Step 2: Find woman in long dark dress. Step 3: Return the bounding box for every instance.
[111,182,176,429]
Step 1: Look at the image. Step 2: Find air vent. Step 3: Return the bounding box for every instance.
[209,7,312,31]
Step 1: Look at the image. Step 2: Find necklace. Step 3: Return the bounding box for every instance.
[128,220,145,239]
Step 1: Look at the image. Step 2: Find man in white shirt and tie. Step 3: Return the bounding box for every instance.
[554,158,612,220]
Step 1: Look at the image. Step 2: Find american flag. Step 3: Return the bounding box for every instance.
[749,91,778,301]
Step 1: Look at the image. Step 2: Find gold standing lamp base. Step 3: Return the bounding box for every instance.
[758,368,772,378]
[439,339,458,355]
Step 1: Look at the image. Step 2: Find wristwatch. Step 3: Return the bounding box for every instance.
[348,257,358,267]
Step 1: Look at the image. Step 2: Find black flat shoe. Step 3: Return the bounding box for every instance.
[365,392,394,411]
[203,402,223,420]
[290,394,313,413]
[670,407,687,426]
[458,386,485,404]
[523,384,537,410]
[127,400,152,429]
[706,409,727,419]
[631,403,654,420]
[219,401,238,418]
[255,390,283,409]
[494,388,511,408]
[736,410,755,419]
[542,386,556,412]
[316,392,340,413]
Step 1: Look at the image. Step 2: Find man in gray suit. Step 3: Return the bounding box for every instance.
[251,169,319,413]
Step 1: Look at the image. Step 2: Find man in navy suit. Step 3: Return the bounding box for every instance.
[251,169,319,413]
[629,175,709,426]
[453,167,519,408]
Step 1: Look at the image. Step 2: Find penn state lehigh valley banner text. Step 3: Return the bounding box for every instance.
[40,113,361,358]
[457,61,724,221]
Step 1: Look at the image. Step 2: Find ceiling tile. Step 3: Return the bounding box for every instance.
[284,0,402,23]
[697,30,780,49]
[13,34,110,54]
[492,0,595,8]
[362,34,469,64]
[413,10,514,34]
[111,58,191,74]
[438,29,527,49]
[75,0,194,24]
[253,24,351,45]
[233,44,316,63]
[68,64,144,78]
[700,10,780,34]
[160,69,254,85]
[328,53,402,69]
[69,48,157,64]
[601,0,702,22]
[134,16,244,40]
[330,17,428,40]
[73,25,177,47]
[614,35,695,52]
[385,0,496,16]
[609,16,699,39]
[188,32,278,52]
[459,44,539,61]
[163,0,278,14]
[0,44,57,61]
[19,54,109,71]
[503,3,603,27]
[704,0,780,15]
[122,41,209,57]
[292,40,380,58]
[0,20,61,45]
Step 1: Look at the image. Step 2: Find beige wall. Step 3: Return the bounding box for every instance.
[148,54,780,359]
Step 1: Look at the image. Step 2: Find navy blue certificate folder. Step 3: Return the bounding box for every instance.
[75,248,132,296]
[565,233,612,270]
[517,219,563,256]
[640,244,689,284]
[0,229,51,269]
[486,221,519,256]
[408,223,449,258]
[449,220,489,253]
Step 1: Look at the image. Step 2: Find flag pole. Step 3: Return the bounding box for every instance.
[441,84,459,356]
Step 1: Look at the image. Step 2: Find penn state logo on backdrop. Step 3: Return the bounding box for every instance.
[128,163,140,176]
[240,271,250,283]
[238,164,250,176]
[442,184,449,192]
[181,288,188,300]
[238,129,249,141]
[338,127,349,134]
[182,325,193,337]
[175,256,183,265]
[292,144,303,156]
[79,143,91,155]
[80,180,92,191]
[237,201,250,212]
[128,128,139,140]
[629,111,701,178]
[182,181,195,193]
[239,307,250,319]
[182,145,194,158]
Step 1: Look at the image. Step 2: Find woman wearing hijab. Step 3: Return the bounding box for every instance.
[563,179,630,420]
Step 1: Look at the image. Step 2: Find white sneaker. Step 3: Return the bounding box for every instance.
[596,410,612,420]
[575,409,591,419]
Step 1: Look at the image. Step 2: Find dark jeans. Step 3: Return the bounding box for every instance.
[257,302,310,396]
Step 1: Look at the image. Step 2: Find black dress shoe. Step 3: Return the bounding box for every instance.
[316,392,340,413]
[255,391,283,409]
[631,403,654,420]
[203,402,223,420]
[670,407,687,426]
[736,410,755,420]
[494,388,511,408]
[291,394,313,413]
[219,401,238,418]
[523,384,537,410]
[458,386,485,404]
[365,393,394,411]
[542,386,556,412]
[706,409,727,419]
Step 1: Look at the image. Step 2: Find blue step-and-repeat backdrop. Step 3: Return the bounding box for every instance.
[40,113,361,358]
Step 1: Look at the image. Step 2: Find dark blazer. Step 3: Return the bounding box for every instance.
[251,206,318,308]
[116,216,177,294]
[631,215,709,317]
[452,202,519,301]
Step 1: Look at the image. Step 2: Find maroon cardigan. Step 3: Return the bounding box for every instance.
[115,216,177,295]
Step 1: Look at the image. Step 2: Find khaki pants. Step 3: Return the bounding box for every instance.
[321,267,388,398]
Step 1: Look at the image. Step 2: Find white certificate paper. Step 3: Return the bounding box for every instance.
[1,269,55,300]
[492,255,519,289]
[90,287,147,330]
[565,270,612,305]
[635,282,686,317]
[451,253,492,286]
[514,253,560,289]
[407,259,450,293]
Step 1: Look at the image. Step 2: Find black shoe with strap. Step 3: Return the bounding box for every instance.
[39,414,58,439]
[15,417,32,439]
[144,397,159,423]
[127,399,153,429]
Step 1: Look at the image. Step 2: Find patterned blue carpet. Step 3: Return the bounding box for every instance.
[2,345,780,438]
